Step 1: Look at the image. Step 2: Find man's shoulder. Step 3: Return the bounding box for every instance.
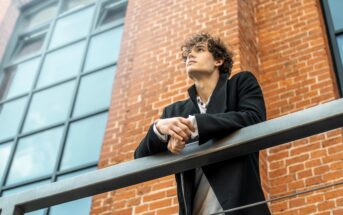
[229,71,260,86]
[230,71,256,81]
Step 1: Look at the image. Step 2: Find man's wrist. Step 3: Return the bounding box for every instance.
[153,120,168,142]
[155,120,163,134]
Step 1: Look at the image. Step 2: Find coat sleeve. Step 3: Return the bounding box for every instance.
[195,72,266,144]
[134,109,169,158]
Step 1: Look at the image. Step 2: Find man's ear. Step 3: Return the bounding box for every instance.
[215,59,224,67]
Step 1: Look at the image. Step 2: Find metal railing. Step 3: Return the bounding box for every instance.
[0,99,343,215]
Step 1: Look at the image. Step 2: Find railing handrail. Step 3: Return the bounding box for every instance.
[1,99,343,215]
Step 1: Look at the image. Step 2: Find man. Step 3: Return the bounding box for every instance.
[134,32,271,215]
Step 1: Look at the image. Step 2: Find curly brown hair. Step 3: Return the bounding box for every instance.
[181,32,234,76]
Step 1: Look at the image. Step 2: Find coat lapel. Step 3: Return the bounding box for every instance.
[187,73,228,114]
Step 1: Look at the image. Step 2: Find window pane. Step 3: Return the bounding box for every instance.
[328,0,343,30]
[0,142,12,182]
[337,35,343,63]
[6,127,63,185]
[50,197,91,215]
[62,0,94,12]
[23,81,75,132]
[14,34,45,60]
[0,58,40,101]
[38,41,86,88]
[73,67,115,117]
[50,6,95,49]
[23,4,58,31]
[60,113,108,170]
[0,97,28,141]
[25,210,45,215]
[85,27,123,71]
[97,1,127,28]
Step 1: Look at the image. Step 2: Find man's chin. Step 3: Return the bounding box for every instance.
[187,69,211,78]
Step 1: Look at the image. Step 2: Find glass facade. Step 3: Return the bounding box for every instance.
[322,0,343,96]
[0,0,127,214]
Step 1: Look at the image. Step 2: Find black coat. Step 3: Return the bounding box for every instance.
[134,71,271,215]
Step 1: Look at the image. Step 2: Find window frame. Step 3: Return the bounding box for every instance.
[320,0,343,97]
[0,2,127,215]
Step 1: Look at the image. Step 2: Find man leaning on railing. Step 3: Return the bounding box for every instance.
[134,32,271,215]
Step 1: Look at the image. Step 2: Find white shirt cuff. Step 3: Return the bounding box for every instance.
[153,120,168,142]
[188,115,199,139]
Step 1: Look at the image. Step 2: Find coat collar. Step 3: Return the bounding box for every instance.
[187,73,228,114]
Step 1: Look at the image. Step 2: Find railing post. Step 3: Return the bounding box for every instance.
[0,205,24,215]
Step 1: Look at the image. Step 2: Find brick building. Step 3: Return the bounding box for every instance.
[0,0,342,215]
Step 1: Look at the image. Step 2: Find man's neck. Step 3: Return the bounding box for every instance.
[192,71,220,103]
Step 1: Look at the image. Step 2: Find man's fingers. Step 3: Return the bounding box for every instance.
[179,118,195,132]
[173,141,185,150]
[168,130,183,141]
[171,126,189,141]
[176,122,192,137]
[167,138,185,154]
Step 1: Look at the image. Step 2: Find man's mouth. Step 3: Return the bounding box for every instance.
[187,61,196,66]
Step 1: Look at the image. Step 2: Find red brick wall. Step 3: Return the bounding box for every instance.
[93,0,343,214]
[257,0,343,214]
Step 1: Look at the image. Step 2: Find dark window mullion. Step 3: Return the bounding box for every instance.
[45,36,86,55]
[320,0,343,97]
[50,0,102,183]
[92,20,125,37]
[58,1,96,20]
[1,175,51,192]
[3,53,42,68]
[55,161,98,177]
[334,29,343,35]
[0,0,65,196]
[0,92,29,106]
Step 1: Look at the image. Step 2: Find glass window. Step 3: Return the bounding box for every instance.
[23,81,75,133]
[328,0,343,30]
[337,36,343,63]
[97,0,127,28]
[73,66,115,117]
[49,6,95,49]
[0,97,28,141]
[0,58,40,101]
[25,210,45,215]
[60,113,108,170]
[62,0,94,12]
[84,27,123,71]
[49,197,91,215]
[0,142,12,182]
[6,127,63,185]
[23,3,58,31]
[37,41,86,88]
[13,32,46,60]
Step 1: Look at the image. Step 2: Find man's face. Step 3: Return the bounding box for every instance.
[185,42,222,77]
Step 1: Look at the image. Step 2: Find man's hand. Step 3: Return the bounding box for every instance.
[167,137,185,154]
[156,117,194,141]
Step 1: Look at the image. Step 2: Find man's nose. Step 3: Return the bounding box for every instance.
[188,50,196,59]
